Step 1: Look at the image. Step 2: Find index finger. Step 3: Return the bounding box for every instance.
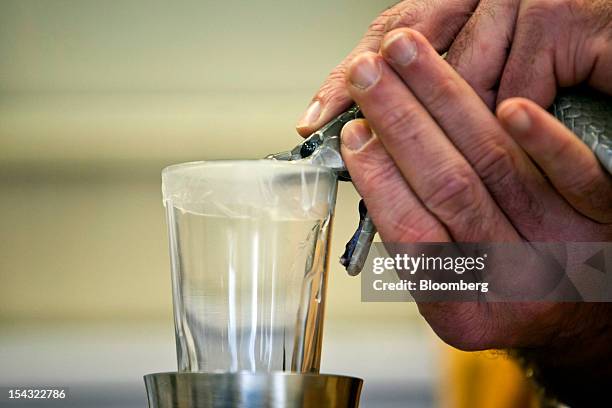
[295,0,479,137]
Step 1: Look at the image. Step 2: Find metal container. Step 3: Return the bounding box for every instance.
[144,372,363,408]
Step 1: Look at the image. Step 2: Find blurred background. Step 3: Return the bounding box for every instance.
[0,1,535,407]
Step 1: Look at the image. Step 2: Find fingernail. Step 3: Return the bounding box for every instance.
[349,54,381,90]
[383,31,417,66]
[500,103,531,134]
[297,100,322,129]
[341,121,373,151]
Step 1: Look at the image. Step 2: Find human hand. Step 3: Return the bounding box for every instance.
[447,0,612,108]
[296,0,612,134]
[295,0,480,135]
[339,27,612,404]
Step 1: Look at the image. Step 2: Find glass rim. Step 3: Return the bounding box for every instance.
[162,159,335,177]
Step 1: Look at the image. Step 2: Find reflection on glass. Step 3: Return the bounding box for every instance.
[162,161,337,373]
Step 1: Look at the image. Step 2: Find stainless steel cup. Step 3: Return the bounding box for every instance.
[145,372,363,408]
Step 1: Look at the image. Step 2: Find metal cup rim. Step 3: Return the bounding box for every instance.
[144,371,363,382]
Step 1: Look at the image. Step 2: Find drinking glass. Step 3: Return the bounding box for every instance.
[162,160,337,373]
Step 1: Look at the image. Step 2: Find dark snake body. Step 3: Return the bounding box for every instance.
[552,87,612,174]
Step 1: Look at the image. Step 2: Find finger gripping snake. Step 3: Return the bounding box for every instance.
[269,87,612,275]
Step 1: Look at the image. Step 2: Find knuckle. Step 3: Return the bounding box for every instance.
[379,0,430,32]
[393,3,426,27]
[472,143,518,187]
[470,145,551,232]
[522,0,567,22]
[326,90,351,109]
[365,1,427,43]
[426,75,463,113]
[315,67,349,105]
[377,104,420,140]
[360,171,446,242]
[484,159,547,233]
[359,158,398,191]
[327,65,346,82]
[392,211,444,242]
[548,134,575,163]
[373,191,446,242]
[422,167,484,229]
[366,15,388,36]
[562,162,603,196]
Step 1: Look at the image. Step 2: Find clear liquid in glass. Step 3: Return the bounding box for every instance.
[169,208,332,373]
